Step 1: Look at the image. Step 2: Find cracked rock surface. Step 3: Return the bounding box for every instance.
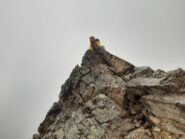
[33,47,185,139]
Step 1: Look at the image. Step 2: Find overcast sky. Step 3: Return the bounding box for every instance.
[0,0,185,139]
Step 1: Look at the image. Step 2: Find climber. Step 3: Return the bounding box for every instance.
[95,39,101,47]
[89,36,101,51]
[89,36,96,51]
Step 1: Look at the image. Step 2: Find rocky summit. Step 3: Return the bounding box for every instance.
[33,46,185,139]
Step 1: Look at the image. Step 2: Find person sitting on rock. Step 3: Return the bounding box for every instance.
[95,38,105,52]
[95,39,101,47]
[89,36,96,51]
[89,36,102,51]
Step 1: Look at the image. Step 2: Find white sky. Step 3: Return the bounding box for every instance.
[0,0,185,139]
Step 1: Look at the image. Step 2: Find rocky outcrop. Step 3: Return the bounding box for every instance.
[33,46,185,139]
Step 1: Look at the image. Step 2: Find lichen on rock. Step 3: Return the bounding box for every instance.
[33,46,185,139]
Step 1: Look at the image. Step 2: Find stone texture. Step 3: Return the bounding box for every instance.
[33,46,185,139]
[132,66,154,78]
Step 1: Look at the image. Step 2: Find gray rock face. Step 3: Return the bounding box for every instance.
[33,47,185,139]
[132,66,154,78]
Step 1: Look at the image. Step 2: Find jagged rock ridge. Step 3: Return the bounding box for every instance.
[33,46,185,139]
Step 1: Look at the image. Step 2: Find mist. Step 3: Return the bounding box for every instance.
[0,0,185,138]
